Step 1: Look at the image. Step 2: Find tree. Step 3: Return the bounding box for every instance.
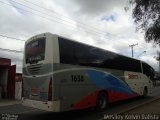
[128,0,160,46]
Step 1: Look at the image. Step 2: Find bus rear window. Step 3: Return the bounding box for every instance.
[26,38,46,64]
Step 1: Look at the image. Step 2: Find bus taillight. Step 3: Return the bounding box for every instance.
[48,78,52,101]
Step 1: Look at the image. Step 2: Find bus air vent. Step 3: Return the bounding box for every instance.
[27,64,42,74]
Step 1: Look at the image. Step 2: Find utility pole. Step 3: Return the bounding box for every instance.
[129,43,138,57]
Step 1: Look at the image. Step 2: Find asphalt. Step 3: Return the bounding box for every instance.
[123,97,160,114]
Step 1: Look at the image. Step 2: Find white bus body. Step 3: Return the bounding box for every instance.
[22,33,154,112]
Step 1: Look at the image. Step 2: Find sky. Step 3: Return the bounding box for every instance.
[0,0,159,73]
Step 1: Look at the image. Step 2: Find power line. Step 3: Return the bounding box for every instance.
[8,0,76,27]
[137,51,146,58]
[2,0,150,44]
[2,0,115,39]
[7,0,106,36]
[0,34,24,53]
[0,1,72,30]
[0,34,25,41]
[11,0,77,27]
[21,0,109,36]
[0,1,158,57]
[0,1,100,39]
[0,47,23,53]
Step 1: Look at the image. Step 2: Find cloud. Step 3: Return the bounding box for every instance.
[0,0,159,72]
[68,0,127,17]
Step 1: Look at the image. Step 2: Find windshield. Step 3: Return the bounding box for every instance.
[26,38,46,64]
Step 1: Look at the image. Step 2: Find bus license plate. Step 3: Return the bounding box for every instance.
[31,87,39,96]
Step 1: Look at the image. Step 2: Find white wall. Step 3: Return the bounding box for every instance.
[15,82,22,100]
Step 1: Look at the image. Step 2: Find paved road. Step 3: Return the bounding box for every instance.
[1,86,160,120]
[124,98,160,114]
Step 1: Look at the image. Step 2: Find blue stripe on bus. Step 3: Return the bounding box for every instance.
[87,70,135,95]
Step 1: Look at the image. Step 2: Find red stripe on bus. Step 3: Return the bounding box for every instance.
[73,91,99,110]
[73,90,138,110]
[108,90,138,102]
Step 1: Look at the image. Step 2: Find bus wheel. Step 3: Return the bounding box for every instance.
[96,92,108,111]
[143,87,148,97]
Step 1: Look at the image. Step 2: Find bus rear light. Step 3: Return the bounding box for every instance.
[48,78,52,101]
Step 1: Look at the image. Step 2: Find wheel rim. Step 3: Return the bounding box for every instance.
[98,94,107,109]
[99,98,106,109]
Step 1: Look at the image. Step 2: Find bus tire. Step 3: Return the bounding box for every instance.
[96,92,108,111]
[143,87,148,97]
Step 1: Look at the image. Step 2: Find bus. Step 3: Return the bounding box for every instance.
[22,32,154,112]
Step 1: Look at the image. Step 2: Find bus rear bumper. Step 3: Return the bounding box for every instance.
[22,98,60,112]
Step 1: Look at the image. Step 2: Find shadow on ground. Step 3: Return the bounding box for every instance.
[18,96,153,120]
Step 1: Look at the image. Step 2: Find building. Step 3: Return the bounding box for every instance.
[0,58,16,99]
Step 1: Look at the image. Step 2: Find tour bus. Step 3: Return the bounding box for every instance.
[22,32,154,112]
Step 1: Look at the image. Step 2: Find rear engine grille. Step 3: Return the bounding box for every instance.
[27,64,42,74]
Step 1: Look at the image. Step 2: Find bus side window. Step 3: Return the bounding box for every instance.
[142,62,155,80]
[59,37,77,64]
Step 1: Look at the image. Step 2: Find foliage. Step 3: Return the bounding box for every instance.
[129,0,160,46]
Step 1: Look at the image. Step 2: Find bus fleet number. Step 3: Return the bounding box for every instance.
[71,75,84,82]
